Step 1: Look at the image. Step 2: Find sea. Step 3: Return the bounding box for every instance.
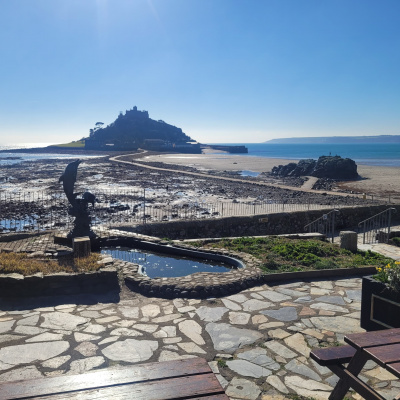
[0,143,99,166]
[215,143,400,167]
[0,142,399,167]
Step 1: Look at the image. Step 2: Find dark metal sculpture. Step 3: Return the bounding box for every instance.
[59,160,97,239]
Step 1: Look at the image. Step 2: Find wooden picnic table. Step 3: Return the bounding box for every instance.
[0,357,229,400]
[311,327,400,400]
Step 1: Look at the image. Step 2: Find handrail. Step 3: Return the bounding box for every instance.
[358,207,397,244]
[304,209,340,243]
[358,207,396,226]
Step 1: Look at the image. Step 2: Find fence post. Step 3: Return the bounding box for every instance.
[143,188,146,225]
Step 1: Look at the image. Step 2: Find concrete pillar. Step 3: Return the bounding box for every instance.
[340,231,357,252]
[73,236,91,258]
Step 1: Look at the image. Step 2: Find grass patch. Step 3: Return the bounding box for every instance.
[0,252,102,275]
[50,140,85,148]
[196,236,392,273]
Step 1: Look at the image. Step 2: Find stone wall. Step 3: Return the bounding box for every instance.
[130,205,400,240]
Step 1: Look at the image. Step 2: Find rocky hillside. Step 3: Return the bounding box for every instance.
[271,155,359,180]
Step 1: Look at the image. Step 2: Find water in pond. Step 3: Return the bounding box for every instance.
[101,246,235,279]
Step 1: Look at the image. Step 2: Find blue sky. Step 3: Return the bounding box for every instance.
[1,0,400,144]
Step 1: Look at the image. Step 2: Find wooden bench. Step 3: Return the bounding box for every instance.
[0,357,228,400]
[310,345,357,366]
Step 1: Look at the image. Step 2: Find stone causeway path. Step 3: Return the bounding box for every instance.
[1,276,399,400]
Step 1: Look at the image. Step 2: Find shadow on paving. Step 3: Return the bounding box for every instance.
[0,290,120,311]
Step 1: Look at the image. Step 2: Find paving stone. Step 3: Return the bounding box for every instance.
[258,290,292,302]
[261,307,298,321]
[303,328,324,340]
[229,312,250,325]
[178,320,205,345]
[206,323,263,353]
[119,306,139,319]
[251,315,268,324]
[158,350,196,362]
[196,306,228,322]
[0,366,42,382]
[83,324,107,334]
[285,358,321,381]
[216,374,229,389]
[276,288,306,297]
[284,333,310,357]
[0,321,15,334]
[26,333,64,342]
[177,342,206,354]
[141,304,161,317]
[310,288,331,296]
[74,332,102,342]
[14,326,47,335]
[17,315,40,326]
[242,299,273,312]
[312,281,333,290]
[226,294,248,303]
[0,341,70,365]
[102,339,158,362]
[299,306,317,316]
[237,348,280,370]
[79,311,102,318]
[284,376,332,400]
[55,304,76,310]
[95,316,120,324]
[41,312,89,330]
[364,366,397,381]
[109,328,142,337]
[153,326,176,338]
[294,296,313,303]
[163,337,182,344]
[69,356,105,373]
[0,334,24,344]
[98,337,119,346]
[259,321,285,329]
[227,359,272,378]
[221,299,242,311]
[345,290,362,301]
[310,303,348,313]
[263,340,297,358]
[42,355,71,369]
[152,313,182,323]
[267,328,290,340]
[74,342,98,357]
[266,375,289,394]
[310,316,364,334]
[177,306,196,313]
[226,377,261,400]
[133,324,158,333]
[314,296,346,305]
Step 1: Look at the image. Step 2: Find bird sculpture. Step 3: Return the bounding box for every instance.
[59,159,81,206]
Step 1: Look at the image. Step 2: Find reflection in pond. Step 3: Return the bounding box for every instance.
[101,246,236,279]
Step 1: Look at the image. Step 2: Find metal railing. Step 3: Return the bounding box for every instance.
[0,188,378,236]
[358,207,397,244]
[304,209,340,243]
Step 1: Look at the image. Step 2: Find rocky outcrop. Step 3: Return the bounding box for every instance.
[271,156,359,180]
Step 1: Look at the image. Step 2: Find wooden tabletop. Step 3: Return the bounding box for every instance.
[0,357,229,400]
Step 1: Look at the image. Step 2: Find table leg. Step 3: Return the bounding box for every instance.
[329,349,369,400]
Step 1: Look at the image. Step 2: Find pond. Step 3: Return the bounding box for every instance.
[101,246,238,279]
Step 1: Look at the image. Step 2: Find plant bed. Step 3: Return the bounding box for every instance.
[361,275,400,331]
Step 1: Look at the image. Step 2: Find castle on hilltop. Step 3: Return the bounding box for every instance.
[85,106,201,153]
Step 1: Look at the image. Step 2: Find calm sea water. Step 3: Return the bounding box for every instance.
[0,143,98,166]
[215,143,400,167]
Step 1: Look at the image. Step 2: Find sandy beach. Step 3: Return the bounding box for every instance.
[138,152,400,199]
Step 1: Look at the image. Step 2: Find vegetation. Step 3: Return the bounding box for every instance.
[391,237,400,247]
[374,261,400,292]
[0,252,102,275]
[50,140,85,148]
[193,236,393,273]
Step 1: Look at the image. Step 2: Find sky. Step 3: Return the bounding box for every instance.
[1,0,400,145]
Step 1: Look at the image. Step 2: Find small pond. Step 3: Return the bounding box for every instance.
[101,246,237,279]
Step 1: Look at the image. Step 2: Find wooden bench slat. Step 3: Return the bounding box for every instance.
[310,345,356,366]
[364,342,400,365]
[0,358,212,400]
[386,361,400,379]
[27,374,225,400]
[345,328,400,349]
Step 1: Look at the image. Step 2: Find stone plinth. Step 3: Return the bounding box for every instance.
[73,236,91,258]
[340,231,357,252]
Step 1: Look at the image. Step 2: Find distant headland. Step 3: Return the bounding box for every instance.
[265,135,400,144]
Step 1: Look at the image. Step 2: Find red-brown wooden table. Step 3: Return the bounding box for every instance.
[327,328,400,400]
[0,357,229,400]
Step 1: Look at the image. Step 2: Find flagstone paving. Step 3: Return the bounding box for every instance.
[0,276,399,400]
